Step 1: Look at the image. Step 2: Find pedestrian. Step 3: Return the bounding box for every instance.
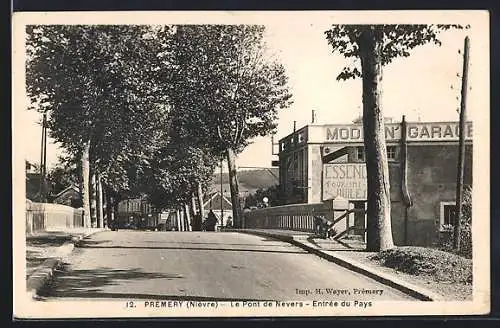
[314,214,334,239]
[205,210,218,231]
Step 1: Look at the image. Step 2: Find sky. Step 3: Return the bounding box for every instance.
[18,17,487,172]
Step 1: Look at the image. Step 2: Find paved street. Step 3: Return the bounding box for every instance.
[40,230,415,301]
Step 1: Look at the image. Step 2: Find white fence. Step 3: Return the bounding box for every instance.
[26,200,84,234]
[242,200,366,239]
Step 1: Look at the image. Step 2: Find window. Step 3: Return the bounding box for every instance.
[440,201,457,231]
[356,146,365,161]
[356,146,397,161]
[387,146,397,161]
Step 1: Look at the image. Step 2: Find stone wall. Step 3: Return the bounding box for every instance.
[404,143,473,246]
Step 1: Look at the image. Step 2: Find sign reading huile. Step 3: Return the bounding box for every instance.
[325,122,473,143]
[323,163,367,200]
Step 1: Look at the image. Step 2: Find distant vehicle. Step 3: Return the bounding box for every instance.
[124,222,137,229]
[110,221,119,231]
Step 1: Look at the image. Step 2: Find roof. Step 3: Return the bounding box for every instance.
[53,185,80,199]
[203,191,232,211]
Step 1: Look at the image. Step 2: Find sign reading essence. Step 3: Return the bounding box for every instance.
[323,163,367,201]
[324,122,473,143]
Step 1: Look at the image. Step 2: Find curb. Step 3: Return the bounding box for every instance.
[26,229,107,299]
[230,229,444,302]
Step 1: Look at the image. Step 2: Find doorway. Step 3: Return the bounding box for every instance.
[351,201,366,236]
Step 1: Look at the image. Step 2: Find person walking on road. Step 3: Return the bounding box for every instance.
[204,210,218,231]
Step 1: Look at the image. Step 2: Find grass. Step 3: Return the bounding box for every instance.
[369,246,472,285]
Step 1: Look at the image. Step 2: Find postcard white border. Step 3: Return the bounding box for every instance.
[12,10,490,318]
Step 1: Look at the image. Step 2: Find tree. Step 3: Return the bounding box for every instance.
[46,157,81,195]
[26,25,172,227]
[139,141,218,229]
[168,25,293,228]
[325,24,463,251]
[244,185,282,208]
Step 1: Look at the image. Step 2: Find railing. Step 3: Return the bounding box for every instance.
[26,200,85,234]
[242,201,367,239]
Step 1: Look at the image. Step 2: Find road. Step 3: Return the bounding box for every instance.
[40,230,415,301]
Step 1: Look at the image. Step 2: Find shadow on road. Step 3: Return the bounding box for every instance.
[306,236,322,248]
[76,239,113,246]
[40,264,276,301]
[39,265,185,298]
[26,238,71,247]
[305,236,365,252]
[140,240,292,247]
[75,244,307,255]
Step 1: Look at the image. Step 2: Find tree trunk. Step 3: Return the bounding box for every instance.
[196,181,205,228]
[176,209,182,231]
[113,200,118,228]
[81,141,91,228]
[180,207,185,231]
[226,147,242,228]
[97,174,104,228]
[184,204,192,231]
[358,26,394,251]
[105,187,113,229]
[191,192,202,231]
[91,171,97,228]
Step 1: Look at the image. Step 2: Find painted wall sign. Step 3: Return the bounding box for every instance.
[406,122,473,141]
[326,124,401,143]
[323,122,472,143]
[323,163,367,200]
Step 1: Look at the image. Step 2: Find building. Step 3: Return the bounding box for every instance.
[117,197,159,229]
[25,160,42,201]
[277,118,473,246]
[52,185,82,208]
[203,191,233,227]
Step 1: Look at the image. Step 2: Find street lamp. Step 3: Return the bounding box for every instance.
[262,197,269,208]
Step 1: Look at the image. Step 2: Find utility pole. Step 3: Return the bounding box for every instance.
[38,112,47,202]
[220,159,224,228]
[454,36,470,251]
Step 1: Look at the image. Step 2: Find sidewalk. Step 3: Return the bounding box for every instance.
[27,227,105,240]
[227,228,447,301]
[26,227,107,297]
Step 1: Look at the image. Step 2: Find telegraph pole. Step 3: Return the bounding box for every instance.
[220,159,223,228]
[38,112,47,202]
[454,36,470,251]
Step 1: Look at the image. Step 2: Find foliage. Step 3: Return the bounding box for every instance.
[46,158,81,195]
[244,185,282,208]
[324,24,466,81]
[370,246,472,284]
[139,143,218,211]
[25,25,173,195]
[26,24,292,219]
[165,25,292,226]
[167,25,293,154]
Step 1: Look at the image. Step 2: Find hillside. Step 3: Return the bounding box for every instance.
[208,168,279,196]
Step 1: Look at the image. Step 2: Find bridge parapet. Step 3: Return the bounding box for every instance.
[243,201,362,237]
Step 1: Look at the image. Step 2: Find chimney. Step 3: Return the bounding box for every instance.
[311,110,317,124]
[293,121,296,132]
